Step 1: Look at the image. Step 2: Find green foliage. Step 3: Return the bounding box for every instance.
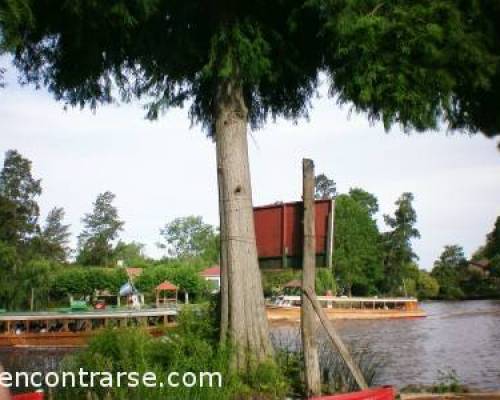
[49,266,127,300]
[324,0,500,136]
[135,262,210,301]
[416,270,440,299]
[261,269,300,297]
[77,191,124,266]
[334,193,384,296]
[315,173,336,200]
[159,216,219,263]
[33,207,71,263]
[21,258,52,309]
[2,0,499,138]
[431,245,467,299]
[315,268,336,295]
[114,240,150,267]
[349,188,379,216]
[484,216,500,260]
[57,308,286,400]
[401,368,469,394]
[382,192,420,294]
[0,149,42,245]
[261,269,335,297]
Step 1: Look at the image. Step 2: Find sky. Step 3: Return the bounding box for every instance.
[1,57,499,268]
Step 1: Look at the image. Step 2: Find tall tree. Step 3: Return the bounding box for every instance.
[484,216,500,260]
[315,173,336,200]
[0,149,42,245]
[383,193,421,294]
[334,193,383,296]
[0,194,19,244]
[114,240,149,267]
[77,191,124,266]
[36,207,71,263]
[159,216,219,263]
[431,245,467,299]
[349,188,379,217]
[2,0,500,368]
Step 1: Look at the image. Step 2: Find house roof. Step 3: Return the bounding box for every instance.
[155,281,178,291]
[469,259,490,269]
[126,267,143,280]
[200,265,220,277]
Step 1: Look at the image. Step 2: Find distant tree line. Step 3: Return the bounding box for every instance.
[314,173,500,299]
[0,149,219,311]
[1,150,498,312]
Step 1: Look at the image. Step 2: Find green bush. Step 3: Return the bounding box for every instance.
[56,307,288,399]
[49,266,127,300]
[135,262,210,301]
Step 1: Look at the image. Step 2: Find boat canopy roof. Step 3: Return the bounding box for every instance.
[0,308,177,322]
[281,295,418,303]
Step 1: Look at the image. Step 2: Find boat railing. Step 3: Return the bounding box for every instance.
[271,295,419,311]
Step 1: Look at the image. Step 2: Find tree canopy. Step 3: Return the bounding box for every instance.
[382,192,420,294]
[159,216,219,263]
[1,0,499,138]
[0,149,42,244]
[333,193,383,296]
[35,206,71,263]
[315,173,336,200]
[77,191,124,266]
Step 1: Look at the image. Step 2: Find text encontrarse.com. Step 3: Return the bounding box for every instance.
[0,370,223,389]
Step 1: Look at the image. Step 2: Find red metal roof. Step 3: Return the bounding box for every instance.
[254,199,332,259]
[155,281,177,291]
[200,265,220,277]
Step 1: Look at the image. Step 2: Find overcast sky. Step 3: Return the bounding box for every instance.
[1,57,499,268]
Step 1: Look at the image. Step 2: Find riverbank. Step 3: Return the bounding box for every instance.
[1,301,499,392]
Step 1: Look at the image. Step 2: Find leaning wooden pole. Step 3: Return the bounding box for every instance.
[303,287,369,390]
[301,158,322,396]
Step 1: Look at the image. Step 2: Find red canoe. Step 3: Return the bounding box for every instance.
[310,386,395,400]
[12,391,44,400]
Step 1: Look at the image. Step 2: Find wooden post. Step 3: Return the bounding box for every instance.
[303,287,368,389]
[301,158,321,396]
[326,199,335,269]
[30,287,35,311]
[282,203,288,268]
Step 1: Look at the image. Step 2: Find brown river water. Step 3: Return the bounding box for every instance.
[1,300,499,390]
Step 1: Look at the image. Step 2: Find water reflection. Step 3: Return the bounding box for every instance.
[270,300,500,389]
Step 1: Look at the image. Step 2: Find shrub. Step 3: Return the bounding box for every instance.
[135,263,211,302]
[49,266,127,300]
[56,307,288,399]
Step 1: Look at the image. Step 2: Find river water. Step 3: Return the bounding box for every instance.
[1,301,500,390]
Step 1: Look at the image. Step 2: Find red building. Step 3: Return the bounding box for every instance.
[253,199,335,269]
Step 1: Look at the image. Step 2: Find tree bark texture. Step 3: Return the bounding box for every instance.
[215,78,273,370]
[301,158,322,396]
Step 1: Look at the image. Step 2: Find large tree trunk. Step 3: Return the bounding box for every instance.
[301,159,321,396]
[215,78,273,370]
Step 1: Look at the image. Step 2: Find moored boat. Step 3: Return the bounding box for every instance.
[267,295,426,322]
[0,308,177,348]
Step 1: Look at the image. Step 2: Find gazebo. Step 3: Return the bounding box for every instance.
[155,280,178,308]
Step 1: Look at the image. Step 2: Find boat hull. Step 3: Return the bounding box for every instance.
[266,305,426,322]
[0,327,170,348]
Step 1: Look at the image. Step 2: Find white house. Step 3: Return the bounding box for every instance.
[199,265,221,293]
